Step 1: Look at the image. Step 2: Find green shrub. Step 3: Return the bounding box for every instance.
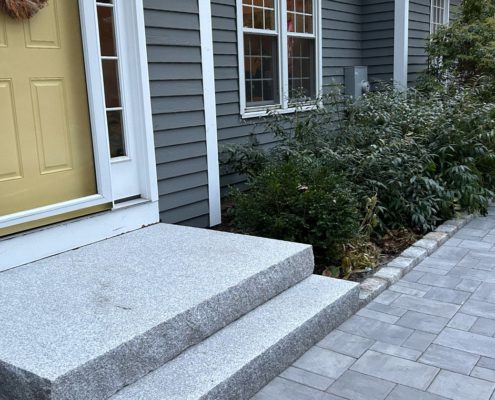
[422,0,495,97]
[330,85,495,232]
[228,160,362,268]
[225,83,495,239]
[221,87,348,179]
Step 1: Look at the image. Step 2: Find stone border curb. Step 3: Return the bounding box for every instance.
[357,212,475,307]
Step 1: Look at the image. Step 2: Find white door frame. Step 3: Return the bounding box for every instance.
[0,0,159,269]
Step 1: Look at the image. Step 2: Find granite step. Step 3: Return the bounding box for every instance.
[0,224,314,400]
[110,275,359,400]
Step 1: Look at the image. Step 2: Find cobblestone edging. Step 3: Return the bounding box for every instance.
[358,213,477,307]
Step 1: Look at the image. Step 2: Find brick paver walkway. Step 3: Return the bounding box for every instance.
[254,209,495,400]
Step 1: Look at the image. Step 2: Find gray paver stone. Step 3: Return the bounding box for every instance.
[428,370,495,400]
[419,344,479,375]
[369,341,421,361]
[387,385,450,400]
[423,287,470,305]
[317,330,374,359]
[327,370,395,400]
[338,315,413,346]
[434,328,495,358]
[447,313,478,331]
[392,295,459,318]
[279,367,334,391]
[350,351,439,390]
[403,331,436,352]
[397,311,449,334]
[293,347,355,380]
[470,318,495,337]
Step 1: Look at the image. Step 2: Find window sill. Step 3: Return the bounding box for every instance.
[241,104,318,119]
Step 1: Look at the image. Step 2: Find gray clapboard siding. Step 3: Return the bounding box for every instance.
[211,0,275,190]
[144,0,210,226]
[322,0,363,88]
[362,0,395,84]
[408,0,430,85]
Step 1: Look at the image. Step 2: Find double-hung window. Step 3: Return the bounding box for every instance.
[430,0,450,33]
[238,0,320,117]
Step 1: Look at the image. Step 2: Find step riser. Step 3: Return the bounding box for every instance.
[205,285,360,400]
[2,248,314,400]
[109,276,360,400]
[0,360,51,400]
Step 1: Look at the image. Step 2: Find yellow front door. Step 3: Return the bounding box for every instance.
[0,1,97,221]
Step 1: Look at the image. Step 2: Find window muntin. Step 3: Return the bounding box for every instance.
[287,0,313,34]
[240,0,319,113]
[243,0,276,30]
[96,1,126,158]
[431,0,449,33]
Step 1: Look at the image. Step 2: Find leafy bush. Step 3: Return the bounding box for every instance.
[228,159,362,269]
[225,84,495,240]
[331,85,495,232]
[423,0,495,96]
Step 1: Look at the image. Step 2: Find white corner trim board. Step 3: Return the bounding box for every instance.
[394,0,409,89]
[199,0,222,227]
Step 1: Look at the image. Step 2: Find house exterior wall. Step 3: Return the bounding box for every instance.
[144,0,211,227]
[362,0,395,84]
[141,0,455,228]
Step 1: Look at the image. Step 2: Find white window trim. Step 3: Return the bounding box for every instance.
[430,0,450,34]
[236,0,323,118]
[1,0,159,268]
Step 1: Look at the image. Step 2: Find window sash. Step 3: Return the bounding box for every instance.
[430,0,449,33]
[238,0,320,115]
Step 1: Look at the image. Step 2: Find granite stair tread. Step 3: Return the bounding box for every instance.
[0,223,314,400]
[110,275,359,400]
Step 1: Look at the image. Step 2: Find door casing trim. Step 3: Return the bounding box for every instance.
[1,0,159,266]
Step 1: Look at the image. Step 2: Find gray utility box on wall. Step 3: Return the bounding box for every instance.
[344,66,370,100]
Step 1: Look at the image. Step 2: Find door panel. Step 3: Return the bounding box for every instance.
[0,0,98,218]
[0,80,22,182]
[0,14,6,47]
[31,79,73,174]
[23,0,60,49]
